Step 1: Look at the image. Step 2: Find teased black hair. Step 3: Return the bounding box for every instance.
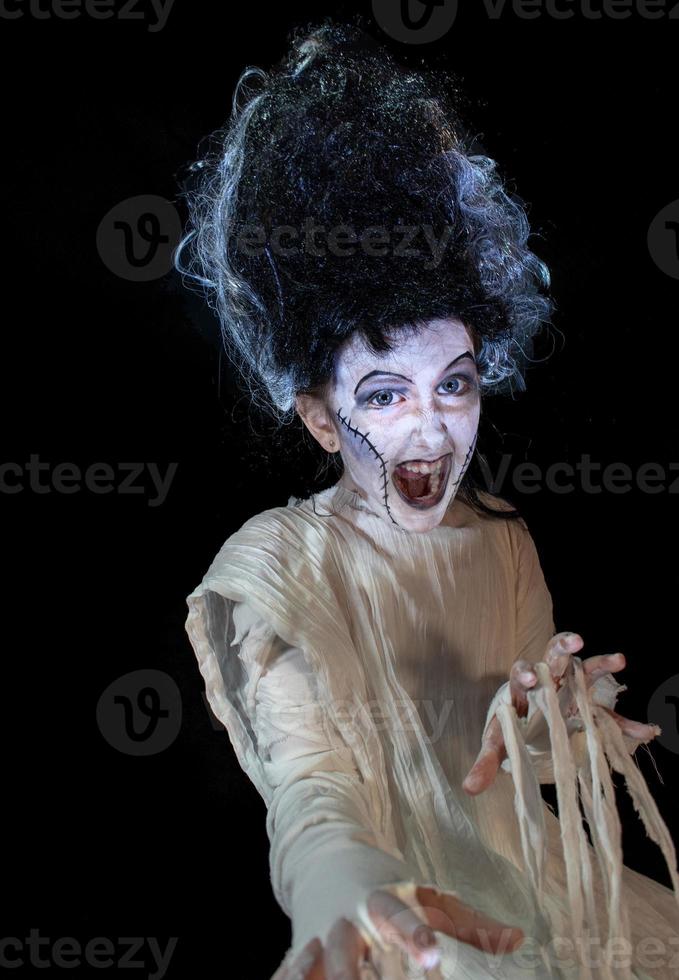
[175,18,554,520]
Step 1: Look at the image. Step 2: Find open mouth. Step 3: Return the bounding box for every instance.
[392,453,453,510]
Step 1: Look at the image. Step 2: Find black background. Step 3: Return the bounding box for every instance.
[3,1,679,977]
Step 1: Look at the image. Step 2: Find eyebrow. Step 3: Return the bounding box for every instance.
[353,350,476,396]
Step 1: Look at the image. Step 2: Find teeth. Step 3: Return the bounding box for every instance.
[398,458,445,475]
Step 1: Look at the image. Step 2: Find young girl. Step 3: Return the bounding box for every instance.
[178,21,679,979]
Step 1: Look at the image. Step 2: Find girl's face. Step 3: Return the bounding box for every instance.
[326,318,481,533]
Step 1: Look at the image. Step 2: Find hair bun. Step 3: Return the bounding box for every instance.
[175,19,553,421]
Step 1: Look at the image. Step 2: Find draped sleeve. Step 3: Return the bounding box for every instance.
[231,601,438,961]
[183,505,393,820]
[478,510,679,972]
[482,512,648,782]
[183,507,436,964]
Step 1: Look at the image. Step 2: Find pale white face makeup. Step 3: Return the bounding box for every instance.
[326,318,481,533]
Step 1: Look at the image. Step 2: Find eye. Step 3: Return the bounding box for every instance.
[364,374,476,409]
[367,389,404,408]
[438,374,474,396]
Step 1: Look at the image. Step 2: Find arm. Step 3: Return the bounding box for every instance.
[485,517,571,785]
[244,628,414,955]
[512,520,657,765]
[229,600,525,977]
[463,518,657,793]
[185,529,542,975]
[513,514,556,668]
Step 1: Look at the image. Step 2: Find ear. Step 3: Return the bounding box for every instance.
[295,392,339,454]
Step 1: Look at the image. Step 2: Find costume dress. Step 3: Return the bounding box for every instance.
[185,482,679,979]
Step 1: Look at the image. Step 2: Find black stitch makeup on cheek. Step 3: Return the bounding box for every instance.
[336,407,400,526]
[450,431,478,498]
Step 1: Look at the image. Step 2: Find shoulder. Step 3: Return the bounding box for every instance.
[213,499,322,554]
[462,490,540,567]
[195,498,337,597]
[467,490,528,529]
[473,489,517,514]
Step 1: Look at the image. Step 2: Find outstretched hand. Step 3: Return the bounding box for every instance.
[462,631,660,797]
[270,884,525,979]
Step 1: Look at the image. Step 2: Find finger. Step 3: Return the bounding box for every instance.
[367,889,441,970]
[415,886,525,955]
[582,652,626,688]
[544,632,584,688]
[324,918,365,980]
[462,714,505,796]
[271,937,324,980]
[509,658,538,717]
[599,705,661,742]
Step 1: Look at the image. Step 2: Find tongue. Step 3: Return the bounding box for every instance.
[396,470,431,499]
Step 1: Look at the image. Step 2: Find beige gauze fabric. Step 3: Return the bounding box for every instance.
[184,482,679,979]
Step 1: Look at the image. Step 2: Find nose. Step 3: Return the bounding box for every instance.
[410,403,450,445]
